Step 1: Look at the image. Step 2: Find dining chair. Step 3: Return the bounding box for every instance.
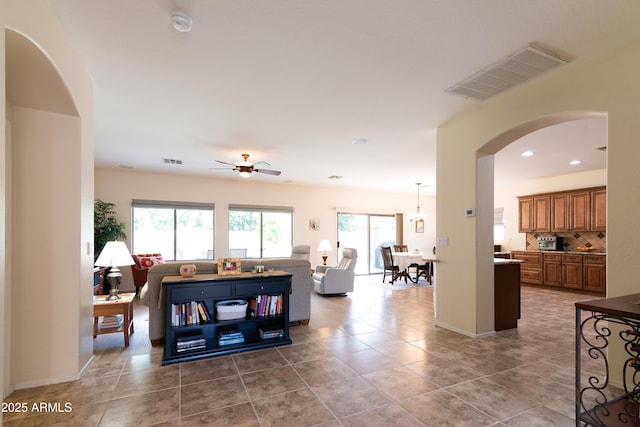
[393,245,408,252]
[381,246,400,284]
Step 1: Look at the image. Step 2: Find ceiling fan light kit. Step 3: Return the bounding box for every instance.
[212,153,282,178]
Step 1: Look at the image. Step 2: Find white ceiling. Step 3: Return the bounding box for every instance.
[48,1,640,195]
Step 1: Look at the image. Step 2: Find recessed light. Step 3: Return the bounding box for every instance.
[328,175,343,180]
[521,151,535,157]
[569,160,582,165]
[352,139,368,145]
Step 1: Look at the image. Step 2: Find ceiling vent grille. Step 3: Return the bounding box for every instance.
[163,158,183,165]
[446,45,569,102]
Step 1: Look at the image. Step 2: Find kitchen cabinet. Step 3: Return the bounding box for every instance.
[570,191,591,232]
[510,251,543,285]
[517,196,550,232]
[591,189,607,231]
[542,253,562,287]
[561,253,583,289]
[551,194,570,232]
[583,254,606,292]
[494,261,521,331]
[518,197,534,232]
[518,186,606,233]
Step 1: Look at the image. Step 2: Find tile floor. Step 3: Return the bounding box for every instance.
[3,276,605,426]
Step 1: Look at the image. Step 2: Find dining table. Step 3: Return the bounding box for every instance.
[392,252,424,283]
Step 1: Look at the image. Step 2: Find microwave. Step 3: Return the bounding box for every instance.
[537,236,564,251]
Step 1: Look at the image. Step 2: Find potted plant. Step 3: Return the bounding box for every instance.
[94,199,127,260]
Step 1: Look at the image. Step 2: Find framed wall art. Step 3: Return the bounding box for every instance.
[415,219,424,233]
[309,219,320,231]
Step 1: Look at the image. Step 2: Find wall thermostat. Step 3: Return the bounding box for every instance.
[464,208,476,217]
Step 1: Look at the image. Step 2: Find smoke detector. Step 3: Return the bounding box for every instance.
[171,10,192,33]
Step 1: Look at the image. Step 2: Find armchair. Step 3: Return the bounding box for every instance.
[291,245,311,261]
[131,253,164,295]
[312,248,357,295]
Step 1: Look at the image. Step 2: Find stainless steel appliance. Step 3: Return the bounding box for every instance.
[537,236,564,251]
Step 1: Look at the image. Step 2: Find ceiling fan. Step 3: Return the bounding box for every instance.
[210,154,281,178]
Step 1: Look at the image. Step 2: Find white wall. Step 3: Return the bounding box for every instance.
[495,168,607,251]
[95,167,436,289]
[436,37,640,344]
[2,0,94,394]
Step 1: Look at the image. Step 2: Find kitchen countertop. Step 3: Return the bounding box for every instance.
[510,250,606,255]
[494,258,525,264]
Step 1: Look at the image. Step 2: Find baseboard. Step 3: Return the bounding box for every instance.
[434,320,495,338]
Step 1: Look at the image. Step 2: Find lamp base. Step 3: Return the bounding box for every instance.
[105,268,122,300]
[322,255,328,266]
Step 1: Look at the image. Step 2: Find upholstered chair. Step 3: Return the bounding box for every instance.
[291,245,311,261]
[312,248,358,295]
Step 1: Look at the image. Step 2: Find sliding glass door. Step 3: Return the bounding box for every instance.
[337,213,396,274]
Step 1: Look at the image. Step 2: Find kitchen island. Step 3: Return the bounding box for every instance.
[494,258,524,331]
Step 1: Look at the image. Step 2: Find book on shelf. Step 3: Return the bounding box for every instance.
[218,330,245,346]
[248,294,283,318]
[176,336,206,353]
[259,326,285,339]
[171,301,212,327]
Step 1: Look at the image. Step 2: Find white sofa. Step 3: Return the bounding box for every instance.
[312,248,358,295]
[141,258,313,344]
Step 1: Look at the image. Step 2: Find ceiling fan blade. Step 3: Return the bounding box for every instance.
[215,160,236,166]
[253,161,271,167]
[254,168,281,176]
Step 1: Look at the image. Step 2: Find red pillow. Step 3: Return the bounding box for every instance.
[135,254,164,269]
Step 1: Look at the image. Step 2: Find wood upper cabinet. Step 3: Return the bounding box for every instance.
[518,196,550,232]
[551,194,570,232]
[570,191,591,232]
[534,196,550,232]
[518,186,606,233]
[518,197,534,232]
[591,189,607,231]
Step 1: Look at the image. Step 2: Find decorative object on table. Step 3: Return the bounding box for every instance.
[94,199,127,261]
[408,183,427,222]
[415,219,424,233]
[217,258,241,275]
[309,219,320,231]
[95,241,135,301]
[179,264,197,278]
[317,240,333,265]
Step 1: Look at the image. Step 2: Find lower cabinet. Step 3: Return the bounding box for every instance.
[583,255,606,292]
[162,272,293,365]
[511,251,543,285]
[513,251,605,293]
[561,254,583,290]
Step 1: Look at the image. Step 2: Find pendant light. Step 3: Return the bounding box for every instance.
[409,183,426,221]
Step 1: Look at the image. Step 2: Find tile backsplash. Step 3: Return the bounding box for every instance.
[525,231,606,252]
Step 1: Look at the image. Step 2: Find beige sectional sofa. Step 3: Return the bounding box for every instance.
[140,258,313,344]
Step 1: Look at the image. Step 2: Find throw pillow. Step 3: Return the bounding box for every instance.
[137,254,164,269]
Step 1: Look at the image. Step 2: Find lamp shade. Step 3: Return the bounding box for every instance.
[317,240,333,252]
[95,241,135,267]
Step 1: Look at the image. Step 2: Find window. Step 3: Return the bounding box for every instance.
[494,207,505,242]
[132,200,214,261]
[228,205,293,258]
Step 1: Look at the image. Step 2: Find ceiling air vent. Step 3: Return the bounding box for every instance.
[163,158,183,165]
[446,44,569,102]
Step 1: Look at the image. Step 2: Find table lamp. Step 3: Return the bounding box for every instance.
[317,240,333,266]
[95,241,135,300]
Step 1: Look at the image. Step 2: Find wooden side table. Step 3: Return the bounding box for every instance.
[93,293,135,346]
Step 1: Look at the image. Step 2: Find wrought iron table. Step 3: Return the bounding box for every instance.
[576,293,640,426]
